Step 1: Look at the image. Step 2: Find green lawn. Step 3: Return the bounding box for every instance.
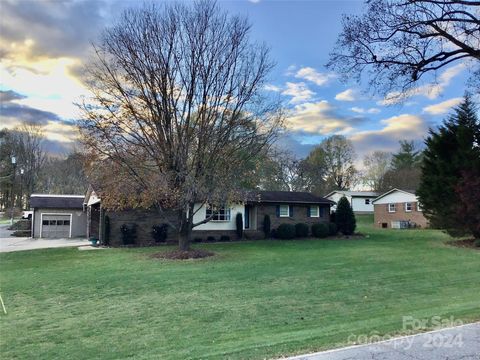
[1,216,479,359]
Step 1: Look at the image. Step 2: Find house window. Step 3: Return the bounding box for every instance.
[417,202,423,212]
[365,199,370,205]
[206,206,231,221]
[388,203,396,213]
[405,202,412,212]
[279,204,290,217]
[309,206,319,217]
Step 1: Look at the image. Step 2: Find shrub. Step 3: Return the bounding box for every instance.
[270,229,277,239]
[335,196,356,235]
[263,214,271,238]
[120,223,137,245]
[236,213,243,239]
[152,224,168,243]
[312,223,329,238]
[295,223,309,238]
[220,235,230,242]
[194,237,203,243]
[104,215,111,246]
[330,210,336,224]
[206,236,216,242]
[475,238,480,248]
[276,224,296,239]
[328,222,337,236]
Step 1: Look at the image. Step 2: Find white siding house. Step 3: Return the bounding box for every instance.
[325,191,379,213]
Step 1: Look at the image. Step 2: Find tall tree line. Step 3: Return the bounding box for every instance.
[0,125,87,212]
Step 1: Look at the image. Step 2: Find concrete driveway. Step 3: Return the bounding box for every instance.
[0,224,88,253]
[285,322,480,360]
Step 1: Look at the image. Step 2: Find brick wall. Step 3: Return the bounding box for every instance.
[105,209,180,246]
[255,204,330,231]
[374,202,428,228]
[102,203,332,247]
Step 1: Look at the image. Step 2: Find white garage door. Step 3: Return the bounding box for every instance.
[41,215,71,238]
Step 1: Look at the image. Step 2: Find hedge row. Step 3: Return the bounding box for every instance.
[273,222,337,239]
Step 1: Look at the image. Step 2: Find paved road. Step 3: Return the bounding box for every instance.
[285,322,480,360]
[0,224,88,253]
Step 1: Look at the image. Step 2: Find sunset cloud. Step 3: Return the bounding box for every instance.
[335,88,358,102]
[286,100,365,135]
[294,67,334,86]
[282,82,315,103]
[379,63,466,105]
[423,97,462,115]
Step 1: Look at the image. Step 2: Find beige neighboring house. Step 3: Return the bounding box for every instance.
[372,189,428,229]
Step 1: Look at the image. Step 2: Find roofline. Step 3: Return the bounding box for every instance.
[30,194,85,198]
[325,190,378,198]
[372,188,415,204]
[248,199,334,204]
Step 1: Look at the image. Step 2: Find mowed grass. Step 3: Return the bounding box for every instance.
[0,216,479,359]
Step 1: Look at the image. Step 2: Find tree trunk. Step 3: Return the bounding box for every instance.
[177,208,192,251]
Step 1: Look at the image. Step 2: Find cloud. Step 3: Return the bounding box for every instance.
[285,100,366,135]
[335,88,358,102]
[274,133,315,158]
[350,114,429,159]
[264,84,281,92]
[350,107,380,114]
[423,97,462,115]
[282,82,315,103]
[294,67,334,86]
[380,63,467,105]
[0,0,108,60]
[0,90,61,127]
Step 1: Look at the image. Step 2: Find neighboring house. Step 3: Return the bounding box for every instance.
[372,188,428,229]
[84,189,334,245]
[325,191,379,213]
[30,194,87,238]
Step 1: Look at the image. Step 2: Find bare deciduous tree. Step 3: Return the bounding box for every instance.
[78,1,282,250]
[362,151,391,191]
[328,0,480,101]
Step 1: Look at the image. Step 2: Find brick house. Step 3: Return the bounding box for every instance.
[84,189,334,245]
[372,188,428,229]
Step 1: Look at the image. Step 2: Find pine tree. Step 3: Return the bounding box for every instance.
[335,196,356,235]
[391,140,422,171]
[417,95,480,236]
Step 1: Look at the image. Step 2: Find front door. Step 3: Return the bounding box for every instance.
[244,205,250,229]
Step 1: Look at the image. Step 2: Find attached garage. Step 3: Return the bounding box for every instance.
[30,195,87,239]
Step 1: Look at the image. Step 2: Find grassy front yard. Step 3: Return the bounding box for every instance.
[1,216,479,359]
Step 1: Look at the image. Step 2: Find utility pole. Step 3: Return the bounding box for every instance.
[10,156,16,226]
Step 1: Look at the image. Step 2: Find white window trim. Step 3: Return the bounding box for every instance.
[365,199,370,205]
[417,202,423,212]
[40,212,73,238]
[205,206,231,222]
[310,205,319,217]
[388,203,396,213]
[279,204,290,217]
[405,202,412,212]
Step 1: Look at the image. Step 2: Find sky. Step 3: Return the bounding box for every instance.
[0,0,473,162]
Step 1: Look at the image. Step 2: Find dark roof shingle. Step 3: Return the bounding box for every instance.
[30,195,85,209]
[247,191,333,204]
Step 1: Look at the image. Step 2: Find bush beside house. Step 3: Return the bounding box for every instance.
[312,223,329,238]
[295,223,309,237]
[335,196,356,235]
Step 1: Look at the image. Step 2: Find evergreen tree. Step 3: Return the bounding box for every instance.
[335,196,356,235]
[417,95,480,236]
[391,140,422,171]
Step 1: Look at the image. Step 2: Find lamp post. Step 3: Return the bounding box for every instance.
[19,168,24,211]
[10,156,16,225]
